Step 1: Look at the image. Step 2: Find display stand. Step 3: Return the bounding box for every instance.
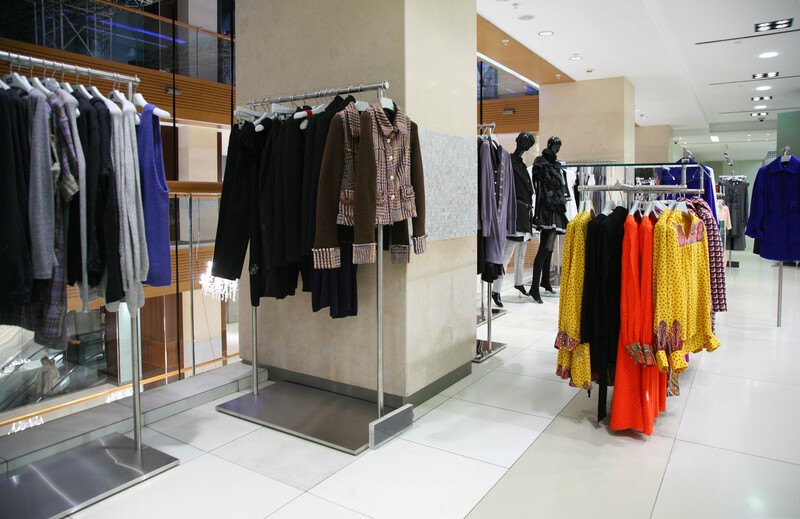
[570,149,706,423]
[0,51,178,519]
[217,82,412,455]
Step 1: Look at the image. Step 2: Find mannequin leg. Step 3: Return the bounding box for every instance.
[513,239,528,289]
[540,248,555,293]
[492,239,516,307]
[530,230,555,303]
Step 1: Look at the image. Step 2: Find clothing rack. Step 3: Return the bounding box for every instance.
[218,80,412,454]
[474,123,507,363]
[716,177,743,269]
[776,146,792,327]
[0,51,177,519]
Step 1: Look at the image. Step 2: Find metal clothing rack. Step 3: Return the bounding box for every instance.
[569,150,711,423]
[776,146,793,327]
[217,80,412,454]
[0,51,177,519]
[475,122,507,362]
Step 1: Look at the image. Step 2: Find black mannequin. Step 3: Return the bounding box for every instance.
[529,136,568,303]
[492,132,536,308]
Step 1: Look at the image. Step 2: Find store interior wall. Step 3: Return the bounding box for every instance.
[777,111,800,154]
[635,125,672,163]
[234,0,477,400]
[539,76,635,162]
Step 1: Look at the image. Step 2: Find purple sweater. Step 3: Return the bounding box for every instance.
[479,140,516,264]
[138,104,171,286]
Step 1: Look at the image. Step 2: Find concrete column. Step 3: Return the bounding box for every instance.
[235,0,477,402]
[539,77,635,163]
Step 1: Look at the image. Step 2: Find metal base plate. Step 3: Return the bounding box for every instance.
[491,308,507,318]
[216,382,384,455]
[473,340,507,363]
[0,433,178,519]
[369,404,414,449]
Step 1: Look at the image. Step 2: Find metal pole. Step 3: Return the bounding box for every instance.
[188,197,195,376]
[480,279,485,321]
[131,310,142,451]
[252,306,258,395]
[778,263,784,327]
[377,225,384,418]
[486,281,493,353]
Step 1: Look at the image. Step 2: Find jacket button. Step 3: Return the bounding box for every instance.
[388,156,393,161]
[249,265,259,275]
[390,175,395,180]
[386,138,391,143]
[390,195,395,200]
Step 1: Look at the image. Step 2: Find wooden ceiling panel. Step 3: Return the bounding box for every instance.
[477,15,573,86]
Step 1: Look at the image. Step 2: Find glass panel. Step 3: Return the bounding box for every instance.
[477,61,539,100]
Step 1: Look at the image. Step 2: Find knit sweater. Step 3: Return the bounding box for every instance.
[26,89,56,279]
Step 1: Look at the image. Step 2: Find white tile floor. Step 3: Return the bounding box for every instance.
[72,252,800,518]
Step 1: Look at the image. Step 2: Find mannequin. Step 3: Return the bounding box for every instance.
[492,132,536,307]
[529,136,569,303]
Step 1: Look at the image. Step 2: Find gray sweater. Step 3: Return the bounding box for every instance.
[26,89,56,279]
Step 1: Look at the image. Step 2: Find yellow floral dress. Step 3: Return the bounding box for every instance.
[555,212,593,391]
[653,209,720,375]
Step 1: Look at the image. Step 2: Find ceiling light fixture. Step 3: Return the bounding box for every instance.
[751,96,773,101]
[538,30,554,36]
[758,51,779,59]
[755,18,793,32]
[754,104,768,109]
[751,112,769,116]
[501,39,510,46]
[756,85,772,91]
[502,108,516,115]
[569,54,582,61]
[519,14,535,20]
[766,133,771,136]
[710,136,720,142]
[753,72,780,79]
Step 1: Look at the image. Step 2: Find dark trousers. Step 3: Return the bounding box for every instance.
[532,229,556,291]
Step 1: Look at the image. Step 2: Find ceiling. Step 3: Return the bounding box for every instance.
[476,0,800,161]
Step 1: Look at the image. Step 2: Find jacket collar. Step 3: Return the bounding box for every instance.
[372,100,409,136]
[769,154,800,173]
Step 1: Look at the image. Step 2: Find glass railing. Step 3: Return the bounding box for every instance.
[0,0,233,84]
[0,180,237,435]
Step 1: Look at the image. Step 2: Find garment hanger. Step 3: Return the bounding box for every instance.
[4,59,33,94]
[602,199,615,215]
[43,63,61,92]
[28,59,51,96]
[59,69,74,93]
[88,69,109,102]
[74,70,93,100]
[377,86,393,111]
[0,77,9,90]
[133,83,171,119]
[628,199,640,216]
[354,85,369,112]
[781,146,791,163]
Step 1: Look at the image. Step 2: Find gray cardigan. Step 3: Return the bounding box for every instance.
[26,89,56,279]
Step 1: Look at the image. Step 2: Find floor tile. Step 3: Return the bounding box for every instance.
[476,324,540,349]
[402,399,550,467]
[652,441,800,519]
[73,454,300,519]
[439,367,490,397]
[467,416,674,519]
[472,345,525,373]
[454,371,578,419]
[413,394,449,421]
[311,439,505,519]
[148,405,260,452]
[677,372,800,464]
[124,427,204,464]
[212,427,355,491]
[495,348,560,382]
[268,494,371,519]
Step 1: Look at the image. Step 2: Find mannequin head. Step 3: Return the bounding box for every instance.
[547,136,562,155]
[515,132,535,153]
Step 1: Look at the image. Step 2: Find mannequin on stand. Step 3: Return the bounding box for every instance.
[492,132,536,307]
[529,136,569,303]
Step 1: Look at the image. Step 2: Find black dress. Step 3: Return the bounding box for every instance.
[510,153,534,237]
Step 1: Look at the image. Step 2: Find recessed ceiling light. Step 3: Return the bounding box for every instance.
[519,14,535,20]
[758,51,779,59]
[710,136,720,142]
[753,72,780,79]
[538,31,554,36]
[751,96,773,101]
[747,134,751,137]
[751,112,769,116]
[755,18,793,32]
[569,54,582,61]
[501,39,510,46]
[754,104,768,109]
[766,133,770,136]
[756,85,772,91]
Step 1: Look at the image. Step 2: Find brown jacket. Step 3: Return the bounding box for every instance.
[352,101,427,264]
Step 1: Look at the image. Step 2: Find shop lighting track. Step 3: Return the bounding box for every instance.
[752,96,773,101]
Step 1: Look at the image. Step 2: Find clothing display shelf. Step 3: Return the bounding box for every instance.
[218,80,412,455]
[475,122,507,363]
[0,51,177,519]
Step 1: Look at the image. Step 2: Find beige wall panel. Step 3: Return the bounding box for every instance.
[539,77,635,162]
[235,0,405,109]
[405,0,476,137]
[179,126,219,181]
[405,237,476,396]
[183,289,222,342]
[636,125,673,163]
[623,78,636,163]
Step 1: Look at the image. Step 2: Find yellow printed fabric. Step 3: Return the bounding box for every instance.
[555,212,592,391]
[653,209,720,375]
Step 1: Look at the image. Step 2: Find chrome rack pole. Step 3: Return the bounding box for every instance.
[480,279,486,321]
[778,263,784,327]
[376,225,384,417]
[252,306,258,395]
[188,196,196,376]
[131,310,142,451]
[486,281,493,352]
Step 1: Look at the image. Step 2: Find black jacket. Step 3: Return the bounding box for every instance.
[510,153,534,235]
[531,149,568,233]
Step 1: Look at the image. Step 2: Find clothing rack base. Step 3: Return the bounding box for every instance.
[474,281,507,362]
[0,433,178,519]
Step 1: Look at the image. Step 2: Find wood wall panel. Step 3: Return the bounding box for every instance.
[0,37,233,125]
[477,16,573,87]
[478,96,539,134]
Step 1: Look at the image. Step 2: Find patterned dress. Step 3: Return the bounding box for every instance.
[555,211,592,390]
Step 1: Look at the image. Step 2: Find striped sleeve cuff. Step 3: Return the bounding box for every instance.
[312,247,341,269]
[352,243,376,264]
[390,245,410,264]
[412,235,427,254]
[59,173,79,202]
